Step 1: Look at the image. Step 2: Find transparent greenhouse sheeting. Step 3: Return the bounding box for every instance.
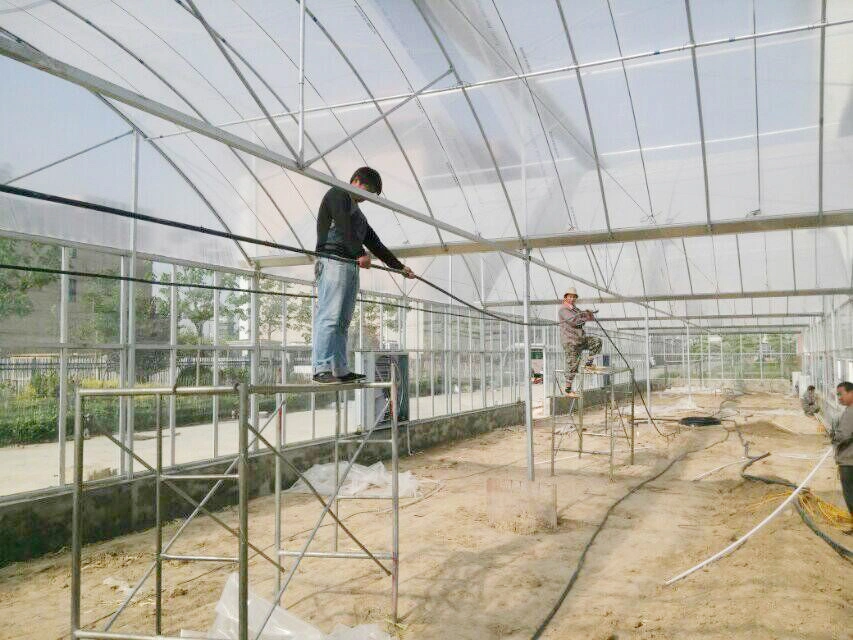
[0,0,852,290]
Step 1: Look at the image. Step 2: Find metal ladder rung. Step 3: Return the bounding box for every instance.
[278,550,393,560]
[160,554,238,563]
[161,474,238,481]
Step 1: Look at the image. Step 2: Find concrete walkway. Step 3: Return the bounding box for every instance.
[1,385,541,497]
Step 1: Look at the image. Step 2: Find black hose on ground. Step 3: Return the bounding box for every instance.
[740,455,853,560]
[529,429,730,639]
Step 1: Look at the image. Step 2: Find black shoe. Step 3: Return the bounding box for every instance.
[337,372,366,382]
[313,372,338,384]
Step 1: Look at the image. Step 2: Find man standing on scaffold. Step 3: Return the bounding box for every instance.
[559,287,603,397]
[312,167,415,384]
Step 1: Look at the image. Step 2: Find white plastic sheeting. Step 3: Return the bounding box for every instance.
[1,0,852,316]
[286,461,420,499]
[181,573,391,640]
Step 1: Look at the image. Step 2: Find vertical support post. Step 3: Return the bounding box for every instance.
[379,300,385,349]
[630,368,635,465]
[578,355,585,458]
[457,308,462,411]
[759,333,764,380]
[213,271,221,458]
[274,378,282,602]
[446,256,452,415]
[480,257,487,408]
[498,319,504,405]
[467,311,473,409]
[154,394,163,635]
[523,251,534,480]
[297,0,306,166]
[415,301,421,420]
[390,366,400,623]
[250,272,260,450]
[644,307,651,417]
[59,247,70,486]
[119,256,128,477]
[739,334,744,380]
[333,392,340,551]
[127,131,139,479]
[720,335,725,381]
[238,384,250,640]
[282,282,289,439]
[275,282,287,601]
[550,369,556,478]
[779,333,785,380]
[831,306,838,381]
[400,294,407,352]
[311,284,317,435]
[70,392,83,637]
[543,328,549,418]
[609,373,615,481]
[169,265,178,467]
[430,304,435,417]
[686,321,692,400]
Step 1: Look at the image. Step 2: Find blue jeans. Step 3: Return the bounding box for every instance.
[312,257,359,376]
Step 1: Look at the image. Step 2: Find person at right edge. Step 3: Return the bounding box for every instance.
[831,381,853,533]
[312,167,414,384]
[558,287,602,397]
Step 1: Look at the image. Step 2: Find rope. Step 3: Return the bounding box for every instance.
[0,183,552,327]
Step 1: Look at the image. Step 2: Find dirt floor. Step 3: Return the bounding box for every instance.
[0,390,850,639]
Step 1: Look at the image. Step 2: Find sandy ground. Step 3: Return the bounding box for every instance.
[0,390,850,639]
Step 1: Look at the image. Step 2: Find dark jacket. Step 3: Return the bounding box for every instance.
[315,187,404,270]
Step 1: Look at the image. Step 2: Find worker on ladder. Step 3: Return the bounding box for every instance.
[559,287,602,397]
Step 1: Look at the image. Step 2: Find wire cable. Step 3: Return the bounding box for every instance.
[590,316,671,440]
[663,447,840,586]
[740,453,852,560]
[0,183,552,326]
[0,262,517,324]
[530,429,729,639]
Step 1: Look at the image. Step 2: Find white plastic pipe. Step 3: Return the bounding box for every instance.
[665,447,833,586]
[691,458,748,482]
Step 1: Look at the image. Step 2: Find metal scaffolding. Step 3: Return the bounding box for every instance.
[549,366,636,481]
[70,378,400,640]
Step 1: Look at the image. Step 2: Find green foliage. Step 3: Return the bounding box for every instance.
[161,267,214,342]
[284,292,397,346]
[29,370,59,398]
[0,393,316,447]
[0,238,60,321]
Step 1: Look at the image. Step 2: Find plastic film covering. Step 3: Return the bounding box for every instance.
[0,0,851,315]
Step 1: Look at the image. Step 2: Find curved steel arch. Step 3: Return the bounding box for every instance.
[0,24,252,264]
[352,0,477,239]
[205,0,371,173]
[294,0,451,247]
[173,0,339,181]
[353,0,533,296]
[411,0,526,246]
[55,0,311,249]
[466,0,610,293]
[102,0,310,248]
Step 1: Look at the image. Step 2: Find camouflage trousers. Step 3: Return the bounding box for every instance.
[563,336,602,390]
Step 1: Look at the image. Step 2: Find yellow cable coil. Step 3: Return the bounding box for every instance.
[746,489,853,530]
